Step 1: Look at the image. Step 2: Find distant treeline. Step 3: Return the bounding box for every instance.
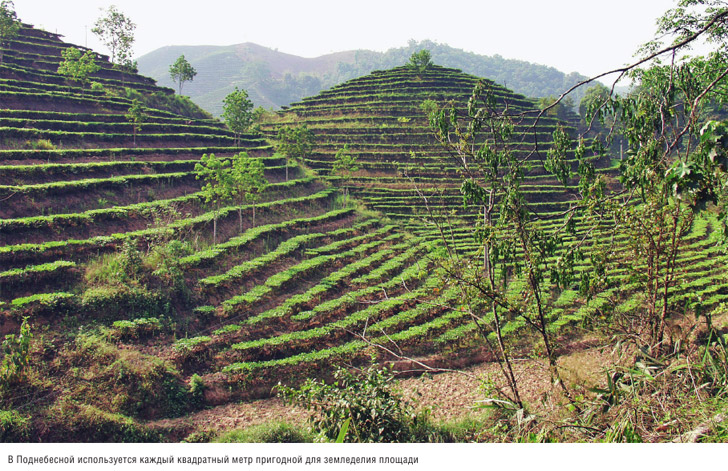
[138,40,589,116]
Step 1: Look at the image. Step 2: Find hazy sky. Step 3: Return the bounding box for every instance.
[17,0,676,77]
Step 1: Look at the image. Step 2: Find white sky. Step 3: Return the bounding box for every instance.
[17,0,676,77]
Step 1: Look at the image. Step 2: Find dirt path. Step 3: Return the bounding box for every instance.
[149,345,613,438]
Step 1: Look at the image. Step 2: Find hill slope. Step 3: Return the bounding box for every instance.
[137,39,589,115]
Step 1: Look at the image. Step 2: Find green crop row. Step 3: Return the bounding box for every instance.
[0,260,76,283]
[0,187,336,267]
[221,235,398,312]
[217,239,419,331]
[229,269,442,353]
[304,224,395,256]
[6,291,75,310]
[0,176,317,234]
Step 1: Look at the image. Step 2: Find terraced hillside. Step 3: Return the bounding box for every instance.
[0,26,489,441]
[263,65,728,358]
[3,22,728,443]
[263,66,589,235]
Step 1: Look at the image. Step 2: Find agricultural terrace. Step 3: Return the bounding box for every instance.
[1,20,727,443]
[0,24,496,441]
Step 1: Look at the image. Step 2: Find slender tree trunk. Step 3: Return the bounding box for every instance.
[238,207,243,233]
[252,204,256,227]
[213,204,219,245]
[285,159,289,181]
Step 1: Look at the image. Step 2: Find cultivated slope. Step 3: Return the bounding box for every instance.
[0,25,466,441]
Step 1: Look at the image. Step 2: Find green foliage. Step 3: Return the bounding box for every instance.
[407,49,433,72]
[0,409,30,441]
[332,144,358,176]
[278,364,434,443]
[189,373,205,404]
[222,87,254,145]
[124,99,146,147]
[111,317,162,341]
[66,331,187,419]
[0,317,32,388]
[92,5,135,68]
[0,0,19,64]
[23,138,56,150]
[214,422,315,443]
[579,83,610,124]
[332,144,358,205]
[174,336,211,352]
[195,153,235,244]
[276,125,314,160]
[536,95,575,121]
[57,47,100,90]
[169,55,197,95]
[231,152,268,228]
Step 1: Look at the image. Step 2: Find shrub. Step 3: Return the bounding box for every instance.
[0,317,32,388]
[111,317,162,340]
[23,139,56,150]
[0,409,30,441]
[278,364,437,442]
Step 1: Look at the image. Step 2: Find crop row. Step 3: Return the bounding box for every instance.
[198,223,393,289]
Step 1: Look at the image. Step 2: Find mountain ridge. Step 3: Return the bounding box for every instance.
[137,40,589,116]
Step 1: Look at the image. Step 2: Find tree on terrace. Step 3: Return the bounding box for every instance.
[331,144,358,205]
[407,49,432,73]
[195,153,235,245]
[276,124,314,181]
[92,5,135,69]
[222,87,254,147]
[124,99,146,148]
[169,55,197,95]
[0,0,20,64]
[231,153,268,230]
[57,47,100,91]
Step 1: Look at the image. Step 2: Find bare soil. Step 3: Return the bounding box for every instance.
[147,344,614,438]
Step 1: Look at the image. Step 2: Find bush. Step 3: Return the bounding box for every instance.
[111,317,162,341]
[214,422,315,443]
[278,364,439,443]
[23,139,56,150]
[0,409,30,441]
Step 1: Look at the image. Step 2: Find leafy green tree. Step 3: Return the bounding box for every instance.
[276,124,314,181]
[0,0,19,64]
[407,49,432,73]
[195,153,235,245]
[124,99,146,148]
[426,82,598,408]
[331,144,358,205]
[92,5,135,68]
[231,152,268,230]
[57,47,100,90]
[222,87,254,146]
[169,54,197,95]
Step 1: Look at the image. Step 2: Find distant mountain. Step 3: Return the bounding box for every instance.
[137,39,589,116]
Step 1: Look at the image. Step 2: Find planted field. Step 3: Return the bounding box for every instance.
[2,20,727,445]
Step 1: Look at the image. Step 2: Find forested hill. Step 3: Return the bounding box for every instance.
[137,39,588,116]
